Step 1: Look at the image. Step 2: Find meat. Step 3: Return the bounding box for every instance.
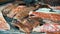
[2,3,51,19]
[6,5,35,19]
[29,12,60,22]
[30,12,60,32]
[2,4,16,16]
[0,11,10,31]
[13,21,32,33]
[7,6,20,18]
[2,2,60,34]
[12,17,40,34]
[33,23,60,32]
[46,31,60,34]
[13,20,33,34]
[13,5,43,19]
[13,6,31,19]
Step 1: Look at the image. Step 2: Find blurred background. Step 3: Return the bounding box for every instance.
[0,0,60,6]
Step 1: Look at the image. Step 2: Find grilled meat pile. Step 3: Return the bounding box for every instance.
[1,2,60,34]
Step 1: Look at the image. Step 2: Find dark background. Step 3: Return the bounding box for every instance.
[0,0,60,6]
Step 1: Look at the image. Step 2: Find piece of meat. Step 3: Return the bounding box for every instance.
[46,31,60,34]
[29,16,45,26]
[13,21,32,34]
[13,6,30,19]
[33,23,60,32]
[6,4,41,19]
[7,5,32,19]
[13,5,39,20]
[12,16,40,34]
[7,6,20,18]
[2,4,16,16]
[0,11,10,31]
[29,12,60,22]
